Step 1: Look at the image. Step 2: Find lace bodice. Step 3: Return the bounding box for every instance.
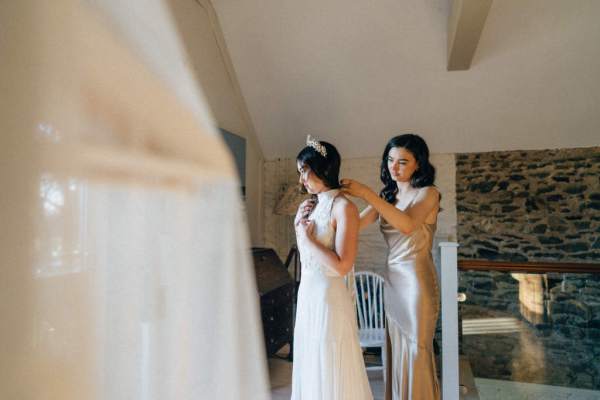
[298,189,340,276]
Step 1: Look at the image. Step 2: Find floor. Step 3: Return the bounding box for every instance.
[268,353,600,400]
[268,356,384,400]
[474,378,600,400]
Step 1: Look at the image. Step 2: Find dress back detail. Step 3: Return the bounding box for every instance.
[299,189,341,276]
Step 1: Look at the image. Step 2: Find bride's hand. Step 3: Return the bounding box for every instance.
[340,179,373,200]
[295,219,315,241]
[295,198,316,226]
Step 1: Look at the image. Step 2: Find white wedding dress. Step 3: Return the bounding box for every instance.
[291,189,373,400]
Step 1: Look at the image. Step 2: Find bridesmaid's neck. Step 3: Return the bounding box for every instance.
[395,181,413,195]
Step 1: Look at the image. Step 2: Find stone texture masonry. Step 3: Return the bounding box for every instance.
[456,146,600,262]
[456,146,600,390]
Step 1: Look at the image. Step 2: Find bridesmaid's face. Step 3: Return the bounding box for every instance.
[297,162,327,194]
[387,147,418,183]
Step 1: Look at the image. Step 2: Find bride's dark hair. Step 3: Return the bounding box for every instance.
[297,141,341,190]
[380,134,436,204]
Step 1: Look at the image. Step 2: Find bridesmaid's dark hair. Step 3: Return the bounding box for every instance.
[297,140,341,190]
[380,134,436,204]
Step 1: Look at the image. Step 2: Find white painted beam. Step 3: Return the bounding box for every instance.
[447,0,493,71]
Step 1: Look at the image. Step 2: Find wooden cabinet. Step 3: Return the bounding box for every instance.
[252,247,294,357]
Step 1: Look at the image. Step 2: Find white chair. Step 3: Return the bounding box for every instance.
[354,271,386,371]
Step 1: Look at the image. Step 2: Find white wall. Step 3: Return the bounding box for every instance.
[212,0,600,159]
[167,0,264,244]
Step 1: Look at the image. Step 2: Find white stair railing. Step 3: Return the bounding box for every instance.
[439,242,460,400]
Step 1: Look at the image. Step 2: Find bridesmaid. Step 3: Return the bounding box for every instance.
[342,134,440,400]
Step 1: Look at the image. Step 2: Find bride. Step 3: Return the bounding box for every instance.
[291,136,373,400]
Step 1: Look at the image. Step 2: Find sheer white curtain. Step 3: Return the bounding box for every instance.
[0,1,269,399]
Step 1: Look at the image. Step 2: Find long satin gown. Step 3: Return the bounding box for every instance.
[291,189,373,400]
[380,188,440,400]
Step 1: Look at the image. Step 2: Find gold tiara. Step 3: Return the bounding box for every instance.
[306,135,327,157]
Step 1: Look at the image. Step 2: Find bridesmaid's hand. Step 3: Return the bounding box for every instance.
[340,179,374,200]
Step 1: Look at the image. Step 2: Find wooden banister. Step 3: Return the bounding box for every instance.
[458,259,600,274]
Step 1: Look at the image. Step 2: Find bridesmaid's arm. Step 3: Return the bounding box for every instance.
[299,198,359,276]
[359,205,378,231]
[343,179,439,235]
[363,187,439,234]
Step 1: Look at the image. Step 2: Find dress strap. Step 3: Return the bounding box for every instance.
[315,189,341,224]
[327,191,341,216]
[407,187,423,208]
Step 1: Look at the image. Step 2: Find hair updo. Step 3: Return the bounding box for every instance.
[297,140,341,189]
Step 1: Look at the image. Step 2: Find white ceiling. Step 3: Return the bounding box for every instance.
[212,0,600,159]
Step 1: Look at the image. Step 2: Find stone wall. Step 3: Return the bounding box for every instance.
[456,147,600,262]
[263,154,457,273]
[456,146,600,390]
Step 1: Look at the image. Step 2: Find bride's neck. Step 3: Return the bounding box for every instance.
[316,186,333,197]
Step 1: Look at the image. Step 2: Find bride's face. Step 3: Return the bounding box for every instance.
[387,147,418,183]
[297,162,327,194]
